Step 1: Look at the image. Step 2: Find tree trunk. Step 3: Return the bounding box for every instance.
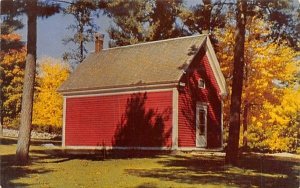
[242,102,249,149]
[203,0,212,32]
[0,66,3,137]
[0,94,3,137]
[225,0,247,165]
[16,0,37,164]
[0,114,3,137]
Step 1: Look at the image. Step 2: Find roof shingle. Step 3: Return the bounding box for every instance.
[58,35,208,93]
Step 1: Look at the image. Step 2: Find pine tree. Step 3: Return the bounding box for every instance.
[62,0,99,65]
[105,0,184,46]
[1,0,60,163]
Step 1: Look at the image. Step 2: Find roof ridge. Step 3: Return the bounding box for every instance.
[96,34,208,52]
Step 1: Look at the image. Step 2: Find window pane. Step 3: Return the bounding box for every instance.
[199,110,205,124]
[199,110,206,135]
[198,79,205,88]
[200,124,205,135]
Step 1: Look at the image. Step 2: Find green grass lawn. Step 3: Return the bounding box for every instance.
[1,137,299,188]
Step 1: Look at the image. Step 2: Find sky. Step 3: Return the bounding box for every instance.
[14,0,200,60]
[16,11,112,59]
[14,0,299,60]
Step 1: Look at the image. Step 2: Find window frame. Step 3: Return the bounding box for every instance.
[198,78,205,89]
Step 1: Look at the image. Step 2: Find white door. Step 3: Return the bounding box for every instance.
[196,104,207,148]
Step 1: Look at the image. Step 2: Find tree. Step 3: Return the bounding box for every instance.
[63,0,99,65]
[216,18,299,152]
[224,0,299,164]
[32,58,69,132]
[0,34,26,135]
[105,0,184,46]
[0,4,25,136]
[148,0,184,41]
[0,17,24,52]
[225,0,247,165]
[1,0,60,163]
[15,0,39,163]
[105,0,152,46]
[258,0,300,50]
[262,89,300,152]
[180,0,227,42]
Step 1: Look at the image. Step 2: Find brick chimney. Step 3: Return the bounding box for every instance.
[95,33,104,53]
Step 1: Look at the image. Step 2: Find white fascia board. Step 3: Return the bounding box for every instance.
[205,37,227,97]
[64,88,175,99]
[60,82,178,97]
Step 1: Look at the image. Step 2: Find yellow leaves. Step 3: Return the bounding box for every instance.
[0,33,22,42]
[0,36,26,127]
[1,34,70,130]
[250,89,300,152]
[216,17,300,151]
[32,57,70,129]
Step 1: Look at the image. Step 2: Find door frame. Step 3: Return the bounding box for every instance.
[196,102,208,148]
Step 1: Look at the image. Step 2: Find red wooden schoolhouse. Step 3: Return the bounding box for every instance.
[58,35,227,150]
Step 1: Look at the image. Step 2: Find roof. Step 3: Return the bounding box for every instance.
[59,35,226,96]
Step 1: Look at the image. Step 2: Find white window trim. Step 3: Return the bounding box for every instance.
[198,78,205,89]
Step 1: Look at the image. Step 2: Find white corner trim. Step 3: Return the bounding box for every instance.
[172,88,179,150]
[205,37,227,97]
[221,100,224,148]
[62,96,66,147]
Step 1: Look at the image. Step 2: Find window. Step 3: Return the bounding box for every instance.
[198,109,206,135]
[198,78,205,88]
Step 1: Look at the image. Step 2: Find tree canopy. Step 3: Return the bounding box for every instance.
[62,0,99,65]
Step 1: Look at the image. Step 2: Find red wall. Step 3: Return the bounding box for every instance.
[65,91,172,147]
[178,49,222,148]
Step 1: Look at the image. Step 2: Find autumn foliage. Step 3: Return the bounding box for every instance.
[216,18,300,152]
[32,58,70,132]
[0,34,26,127]
[1,34,69,132]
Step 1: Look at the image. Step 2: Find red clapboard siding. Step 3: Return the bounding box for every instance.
[65,91,173,147]
[178,49,222,148]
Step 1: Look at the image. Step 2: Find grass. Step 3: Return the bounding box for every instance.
[1,137,299,188]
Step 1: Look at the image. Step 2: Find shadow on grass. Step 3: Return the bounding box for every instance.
[0,137,17,145]
[0,136,61,146]
[1,154,53,187]
[1,137,299,187]
[127,154,300,188]
[0,137,169,187]
[29,149,172,163]
[0,137,61,187]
